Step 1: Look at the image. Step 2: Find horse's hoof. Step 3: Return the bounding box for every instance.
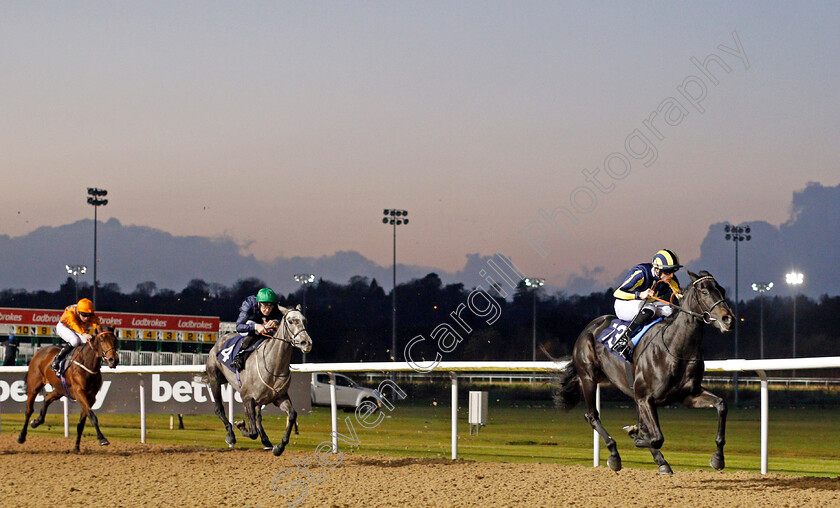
[30,419,42,429]
[99,438,110,446]
[263,445,273,451]
[17,435,25,444]
[710,453,725,471]
[658,464,673,475]
[272,444,286,456]
[607,455,622,472]
[225,434,236,447]
[622,424,638,435]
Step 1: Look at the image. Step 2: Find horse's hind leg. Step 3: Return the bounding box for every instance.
[580,377,622,472]
[209,375,236,447]
[17,377,44,444]
[683,388,727,471]
[74,413,87,453]
[236,397,259,439]
[255,404,273,450]
[272,395,297,457]
[31,389,63,428]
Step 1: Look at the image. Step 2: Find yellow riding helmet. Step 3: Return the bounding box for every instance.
[652,249,682,271]
[77,298,95,313]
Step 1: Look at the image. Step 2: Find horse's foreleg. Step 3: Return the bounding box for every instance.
[683,388,727,471]
[580,377,621,472]
[635,397,671,474]
[76,393,109,448]
[255,404,273,450]
[272,395,297,457]
[31,389,63,428]
[74,413,87,453]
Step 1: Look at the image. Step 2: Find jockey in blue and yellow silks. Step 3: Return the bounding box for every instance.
[611,249,683,361]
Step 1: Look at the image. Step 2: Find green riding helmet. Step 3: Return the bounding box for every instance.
[256,287,279,304]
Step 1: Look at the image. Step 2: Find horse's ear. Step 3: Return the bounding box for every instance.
[687,270,699,282]
[277,305,288,315]
[295,304,302,311]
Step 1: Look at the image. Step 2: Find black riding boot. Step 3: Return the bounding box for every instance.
[52,343,73,372]
[613,308,654,361]
[233,334,257,370]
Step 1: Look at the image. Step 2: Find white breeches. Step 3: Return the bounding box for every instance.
[240,320,257,337]
[56,322,86,347]
[614,299,674,322]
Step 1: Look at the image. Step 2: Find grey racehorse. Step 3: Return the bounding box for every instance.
[204,304,312,456]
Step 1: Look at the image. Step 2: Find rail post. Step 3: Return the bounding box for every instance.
[451,372,458,460]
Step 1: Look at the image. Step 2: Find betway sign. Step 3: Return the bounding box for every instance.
[0,307,219,332]
[0,372,310,415]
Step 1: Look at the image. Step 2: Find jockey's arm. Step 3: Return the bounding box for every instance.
[614,269,646,300]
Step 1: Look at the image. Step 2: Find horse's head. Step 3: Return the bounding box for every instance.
[92,326,120,369]
[275,305,312,354]
[685,270,734,333]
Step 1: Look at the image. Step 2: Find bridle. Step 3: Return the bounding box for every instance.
[682,276,728,324]
[90,330,117,361]
[263,311,310,349]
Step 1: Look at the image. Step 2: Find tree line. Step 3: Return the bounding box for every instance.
[1,274,837,364]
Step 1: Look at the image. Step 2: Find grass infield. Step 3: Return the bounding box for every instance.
[3,402,839,477]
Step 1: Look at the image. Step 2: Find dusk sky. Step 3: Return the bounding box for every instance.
[2,2,839,290]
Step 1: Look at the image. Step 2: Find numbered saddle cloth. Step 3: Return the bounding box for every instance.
[217,335,267,372]
[596,317,662,359]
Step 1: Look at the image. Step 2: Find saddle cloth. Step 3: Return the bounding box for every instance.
[217,334,267,372]
[596,317,662,362]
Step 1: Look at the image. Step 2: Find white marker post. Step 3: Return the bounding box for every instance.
[451,372,458,460]
[63,397,69,438]
[139,376,146,443]
[330,372,338,453]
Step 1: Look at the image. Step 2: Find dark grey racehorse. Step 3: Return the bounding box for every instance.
[204,305,312,456]
[556,271,734,474]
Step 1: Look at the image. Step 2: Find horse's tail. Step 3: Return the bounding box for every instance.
[554,361,582,410]
[539,345,582,411]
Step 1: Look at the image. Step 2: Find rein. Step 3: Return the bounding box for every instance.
[69,331,116,375]
[256,312,309,389]
[637,276,727,363]
[649,276,724,324]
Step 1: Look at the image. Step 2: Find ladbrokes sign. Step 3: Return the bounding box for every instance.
[0,307,220,342]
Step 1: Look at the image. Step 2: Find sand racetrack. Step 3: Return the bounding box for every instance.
[1,435,839,507]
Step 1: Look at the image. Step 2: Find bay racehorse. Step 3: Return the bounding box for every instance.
[17,326,119,452]
[556,270,734,474]
[204,304,312,456]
